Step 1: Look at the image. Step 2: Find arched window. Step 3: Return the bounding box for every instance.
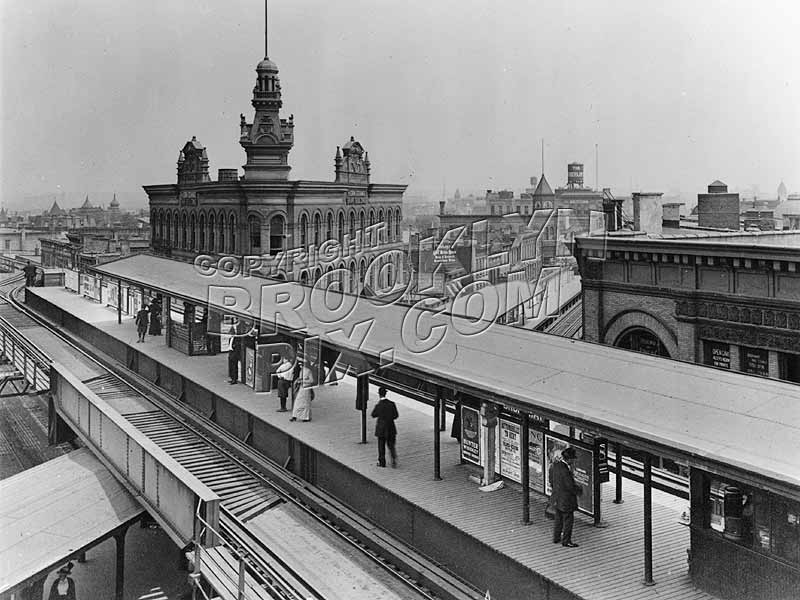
[387,211,394,241]
[395,209,401,239]
[349,211,355,239]
[165,213,172,245]
[616,328,670,358]
[269,215,284,256]
[349,261,357,293]
[359,259,367,290]
[181,213,188,249]
[151,214,158,241]
[218,213,226,253]
[248,215,261,251]
[313,212,321,246]
[190,214,196,249]
[173,212,179,247]
[228,214,238,254]
[326,212,333,241]
[359,210,365,233]
[199,214,206,251]
[338,211,345,243]
[300,271,309,285]
[369,209,375,227]
[159,211,165,241]
[299,213,308,247]
[378,208,385,244]
[208,214,215,252]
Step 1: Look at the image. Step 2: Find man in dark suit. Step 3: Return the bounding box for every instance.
[550,446,582,547]
[228,318,243,384]
[371,387,398,468]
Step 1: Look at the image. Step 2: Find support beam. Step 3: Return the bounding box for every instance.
[520,413,530,524]
[356,375,368,444]
[643,454,655,586]
[613,441,624,504]
[439,396,446,432]
[114,528,127,600]
[433,386,442,481]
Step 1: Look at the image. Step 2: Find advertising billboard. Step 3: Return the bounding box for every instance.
[544,435,595,516]
[461,406,481,465]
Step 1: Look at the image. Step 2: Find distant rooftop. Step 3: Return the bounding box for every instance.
[601,229,800,248]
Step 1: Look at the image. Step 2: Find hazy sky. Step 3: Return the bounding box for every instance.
[2,0,799,207]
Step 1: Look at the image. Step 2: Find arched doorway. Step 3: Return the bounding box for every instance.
[615,328,670,358]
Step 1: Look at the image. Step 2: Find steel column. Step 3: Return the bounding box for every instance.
[439,396,446,431]
[520,413,530,524]
[643,453,655,586]
[613,441,624,504]
[114,529,126,600]
[433,386,442,480]
[117,277,122,324]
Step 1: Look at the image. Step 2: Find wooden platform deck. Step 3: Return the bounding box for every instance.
[28,286,719,600]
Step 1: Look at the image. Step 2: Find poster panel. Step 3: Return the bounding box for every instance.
[528,428,545,492]
[544,435,595,515]
[64,269,79,292]
[460,406,481,465]
[107,283,118,308]
[245,346,255,387]
[499,419,521,483]
[80,274,95,299]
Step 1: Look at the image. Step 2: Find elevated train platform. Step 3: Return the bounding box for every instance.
[20,253,800,599]
[23,280,745,600]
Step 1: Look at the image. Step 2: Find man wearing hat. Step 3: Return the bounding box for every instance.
[48,563,77,600]
[550,446,582,547]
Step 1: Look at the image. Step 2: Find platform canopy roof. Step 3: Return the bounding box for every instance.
[93,254,800,498]
[0,448,143,594]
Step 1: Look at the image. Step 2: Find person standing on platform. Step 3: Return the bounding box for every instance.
[148,298,162,336]
[290,363,315,422]
[228,319,243,384]
[275,355,293,412]
[48,563,77,600]
[550,446,582,547]
[371,387,399,468]
[135,304,149,343]
[23,261,37,287]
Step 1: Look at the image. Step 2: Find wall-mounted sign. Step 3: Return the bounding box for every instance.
[529,428,545,492]
[742,347,769,376]
[344,190,368,205]
[64,269,79,292]
[499,419,521,482]
[461,406,481,465]
[245,346,255,387]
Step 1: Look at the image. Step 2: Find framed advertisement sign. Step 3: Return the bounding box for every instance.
[499,419,521,483]
[544,435,595,516]
[460,406,481,465]
[528,428,545,492]
[64,269,79,292]
[245,346,255,387]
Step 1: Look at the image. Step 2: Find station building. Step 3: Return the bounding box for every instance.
[145,45,406,292]
[575,229,800,384]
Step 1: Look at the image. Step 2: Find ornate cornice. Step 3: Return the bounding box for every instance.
[677,298,800,332]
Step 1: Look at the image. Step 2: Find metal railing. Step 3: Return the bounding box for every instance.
[0,308,51,392]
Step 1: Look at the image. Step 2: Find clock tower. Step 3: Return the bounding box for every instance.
[239,5,294,180]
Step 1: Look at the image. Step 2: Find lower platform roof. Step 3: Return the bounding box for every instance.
[0,448,143,593]
[91,254,800,496]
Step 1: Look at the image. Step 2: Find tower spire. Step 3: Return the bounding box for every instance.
[264,0,269,58]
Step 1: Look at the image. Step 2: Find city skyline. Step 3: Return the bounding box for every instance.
[2,0,799,206]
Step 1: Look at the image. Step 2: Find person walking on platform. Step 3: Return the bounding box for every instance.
[290,363,314,422]
[371,387,398,468]
[228,319,243,384]
[135,304,149,343]
[550,446,582,547]
[48,563,77,600]
[276,355,293,412]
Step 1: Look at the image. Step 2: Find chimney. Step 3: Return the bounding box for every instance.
[439,200,446,216]
[632,192,665,234]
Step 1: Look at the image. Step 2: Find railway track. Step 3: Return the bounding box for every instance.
[0,285,482,600]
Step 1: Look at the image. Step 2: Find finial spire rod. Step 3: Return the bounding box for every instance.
[541,139,544,175]
[265,0,269,58]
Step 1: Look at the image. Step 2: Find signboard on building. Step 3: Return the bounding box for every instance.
[461,406,481,465]
[742,347,769,376]
[433,248,457,264]
[344,190,368,205]
[708,342,731,369]
[80,274,101,302]
[544,435,595,515]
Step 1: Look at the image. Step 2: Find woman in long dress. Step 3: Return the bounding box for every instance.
[290,365,315,422]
